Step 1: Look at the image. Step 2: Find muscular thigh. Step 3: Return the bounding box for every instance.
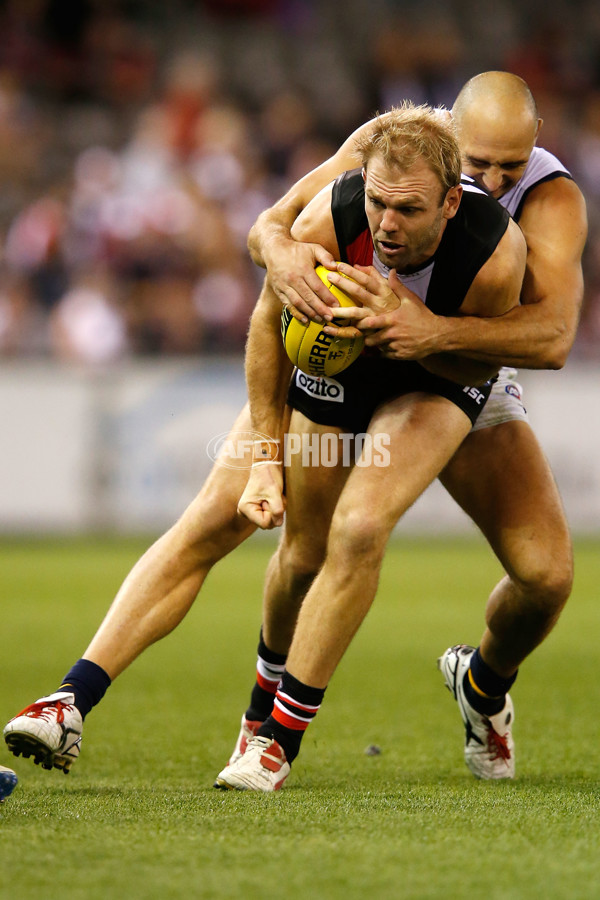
[332,393,473,543]
[440,421,572,576]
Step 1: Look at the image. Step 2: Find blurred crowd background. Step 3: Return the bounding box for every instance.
[0,0,599,364]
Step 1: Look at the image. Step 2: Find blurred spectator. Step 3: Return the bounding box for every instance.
[374,15,467,110]
[50,279,129,365]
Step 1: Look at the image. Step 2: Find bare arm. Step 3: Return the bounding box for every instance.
[237,278,294,529]
[510,176,587,367]
[247,118,377,319]
[245,278,294,440]
[238,185,341,529]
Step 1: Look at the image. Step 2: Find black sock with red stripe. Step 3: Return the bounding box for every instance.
[245,630,287,722]
[256,670,325,763]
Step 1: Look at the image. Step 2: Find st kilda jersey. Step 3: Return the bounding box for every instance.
[330,168,510,314]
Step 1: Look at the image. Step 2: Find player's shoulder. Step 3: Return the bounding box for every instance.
[523,172,584,207]
[519,171,587,239]
[331,168,365,219]
[333,167,363,194]
[514,145,580,210]
[518,174,588,253]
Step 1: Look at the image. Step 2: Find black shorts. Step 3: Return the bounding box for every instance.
[287,356,492,434]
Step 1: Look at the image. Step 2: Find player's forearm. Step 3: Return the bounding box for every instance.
[246,348,292,441]
[440,302,578,370]
[247,200,300,268]
[245,281,293,439]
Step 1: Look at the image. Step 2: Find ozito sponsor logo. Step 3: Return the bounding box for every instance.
[295,371,344,402]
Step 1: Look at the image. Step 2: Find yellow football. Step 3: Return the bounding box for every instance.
[281,265,364,377]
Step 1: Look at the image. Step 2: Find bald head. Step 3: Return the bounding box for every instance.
[453,72,537,129]
[451,71,542,198]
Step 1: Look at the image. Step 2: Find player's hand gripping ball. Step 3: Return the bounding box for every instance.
[281,265,364,377]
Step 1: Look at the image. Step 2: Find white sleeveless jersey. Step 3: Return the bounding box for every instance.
[496,146,571,220]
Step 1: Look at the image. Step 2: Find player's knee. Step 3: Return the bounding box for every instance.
[172,491,253,566]
[515,549,573,614]
[539,557,573,611]
[328,506,388,567]
[278,533,326,586]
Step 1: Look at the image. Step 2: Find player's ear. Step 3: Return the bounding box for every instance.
[442,184,462,219]
[361,167,366,182]
[534,118,543,143]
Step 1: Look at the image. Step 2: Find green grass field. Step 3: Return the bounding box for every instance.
[1,535,600,899]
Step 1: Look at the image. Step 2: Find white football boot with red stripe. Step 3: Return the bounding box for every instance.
[438,644,515,779]
[226,714,264,766]
[4,691,83,773]
[214,735,290,791]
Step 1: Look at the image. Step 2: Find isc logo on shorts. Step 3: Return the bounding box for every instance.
[295,370,345,403]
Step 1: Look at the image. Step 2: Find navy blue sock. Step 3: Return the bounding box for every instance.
[463,648,517,716]
[59,659,112,720]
